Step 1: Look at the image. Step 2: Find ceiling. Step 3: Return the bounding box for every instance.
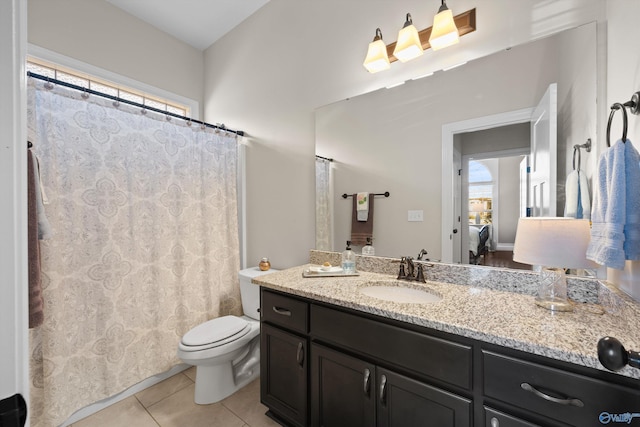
[106,0,270,51]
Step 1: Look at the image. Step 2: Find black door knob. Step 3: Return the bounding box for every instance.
[597,336,640,371]
[453,229,458,234]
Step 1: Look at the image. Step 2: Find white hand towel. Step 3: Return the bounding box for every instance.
[564,170,579,217]
[356,192,369,221]
[587,139,626,269]
[624,140,640,260]
[578,171,591,221]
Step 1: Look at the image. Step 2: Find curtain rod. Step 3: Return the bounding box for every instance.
[27,71,244,137]
[315,155,333,162]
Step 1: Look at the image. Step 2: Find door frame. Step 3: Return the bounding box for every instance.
[0,0,29,413]
[441,108,533,263]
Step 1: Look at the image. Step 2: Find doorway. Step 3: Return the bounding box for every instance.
[441,108,534,263]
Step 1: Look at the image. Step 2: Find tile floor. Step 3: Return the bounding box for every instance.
[70,368,280,427]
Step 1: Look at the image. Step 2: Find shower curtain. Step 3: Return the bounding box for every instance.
[315,157,332,251]
[27,78,242,427]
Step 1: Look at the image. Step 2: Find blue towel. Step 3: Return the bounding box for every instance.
[624,140,640,260]
[587,139,626,269]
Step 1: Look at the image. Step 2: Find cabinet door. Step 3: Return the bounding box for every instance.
[377,368,472,427]
[311,344,376,427]
[261,323,308,427]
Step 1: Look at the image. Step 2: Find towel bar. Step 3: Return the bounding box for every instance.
[342,192,390,199]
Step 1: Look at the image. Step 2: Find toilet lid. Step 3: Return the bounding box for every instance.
[182,316,249,347]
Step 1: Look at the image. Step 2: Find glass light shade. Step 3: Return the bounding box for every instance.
[428,7,460,51]
[363,36,390,73]
[393,22,423,63]
[513,218,598,312]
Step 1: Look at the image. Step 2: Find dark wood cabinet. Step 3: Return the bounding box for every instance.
[259,288,640,427]
[260,289,310,426]
[311,343,376,427]
[311,344,471,427]
[377,368,471,427]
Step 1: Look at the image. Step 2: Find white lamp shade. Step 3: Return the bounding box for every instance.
[469,201,485,213]
[513,217,598,268]
[428,8,460,51]
[363,39,390,73]
[393,24,423,63]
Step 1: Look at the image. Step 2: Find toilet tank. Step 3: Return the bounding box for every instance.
[239,267,279,320]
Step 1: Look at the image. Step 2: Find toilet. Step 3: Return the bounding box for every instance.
[177,267,277,404]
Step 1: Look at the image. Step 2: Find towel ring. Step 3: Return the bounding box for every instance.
[572,145,581,171]
[607,102,628,147]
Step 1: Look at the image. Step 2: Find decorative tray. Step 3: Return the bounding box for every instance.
[302,266,360,278]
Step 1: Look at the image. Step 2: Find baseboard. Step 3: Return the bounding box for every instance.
[60,364,190,426]
[495,243,514,251]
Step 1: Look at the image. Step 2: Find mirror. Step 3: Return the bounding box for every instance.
[315,22,597,263]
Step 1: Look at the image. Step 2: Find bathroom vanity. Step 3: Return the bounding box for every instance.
[255,263,640,427]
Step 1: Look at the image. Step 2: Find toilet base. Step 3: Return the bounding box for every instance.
[194,362,259,404]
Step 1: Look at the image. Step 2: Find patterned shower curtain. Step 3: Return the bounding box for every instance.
[27,78,242,427]
[315,157,332,251]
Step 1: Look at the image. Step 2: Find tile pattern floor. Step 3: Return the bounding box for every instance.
[71,368,280,427]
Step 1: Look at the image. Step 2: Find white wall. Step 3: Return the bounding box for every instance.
[202,0,604,267]
[498,156,523,244]
[28,0,204,114]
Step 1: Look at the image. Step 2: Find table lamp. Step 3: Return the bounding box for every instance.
[513,217,597,312]
[469,201,485,224]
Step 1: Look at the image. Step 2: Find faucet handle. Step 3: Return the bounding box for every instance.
[397,257,407,279]
[415,264,426,283]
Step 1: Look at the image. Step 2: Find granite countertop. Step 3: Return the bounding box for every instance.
[253,264,640,381]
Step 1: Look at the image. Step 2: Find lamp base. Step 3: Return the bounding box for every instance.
[535,297,574,312]
[536,267,574,312]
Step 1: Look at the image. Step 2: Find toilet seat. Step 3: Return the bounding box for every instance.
[180,316,251,352]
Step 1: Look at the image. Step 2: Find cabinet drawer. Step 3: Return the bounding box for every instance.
[483,351,640,427]
[261,289,309,334]
[311,304,472,390]
[484,407,539,427]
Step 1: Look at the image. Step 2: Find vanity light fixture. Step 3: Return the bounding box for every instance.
[513,218,598,312]
[429,0,460,50]
[363,28,391,73]
[393,13,423,63]
[363,7,476,73]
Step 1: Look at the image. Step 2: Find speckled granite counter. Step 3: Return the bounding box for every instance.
[253,257,640,381]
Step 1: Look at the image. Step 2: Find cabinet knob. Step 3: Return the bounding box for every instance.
[490,417,499,427]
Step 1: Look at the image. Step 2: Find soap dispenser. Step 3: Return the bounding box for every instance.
[341,240,356,273]
[362,237,375,256]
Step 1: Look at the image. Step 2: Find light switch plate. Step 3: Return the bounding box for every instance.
[408,210,424,222]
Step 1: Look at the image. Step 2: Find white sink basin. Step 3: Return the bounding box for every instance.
[359,283,442,304]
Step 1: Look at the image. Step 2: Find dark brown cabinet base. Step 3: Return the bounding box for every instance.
[260,288,640,427]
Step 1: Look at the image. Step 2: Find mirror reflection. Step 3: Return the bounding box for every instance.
[315,22,597,266]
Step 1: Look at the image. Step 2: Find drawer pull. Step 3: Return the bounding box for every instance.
[363,369,371,396]
[490,417,499,427]
[379,374,387,405]
[520,382,584,407]
[296,342,304,367]
[272,306,292,316]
